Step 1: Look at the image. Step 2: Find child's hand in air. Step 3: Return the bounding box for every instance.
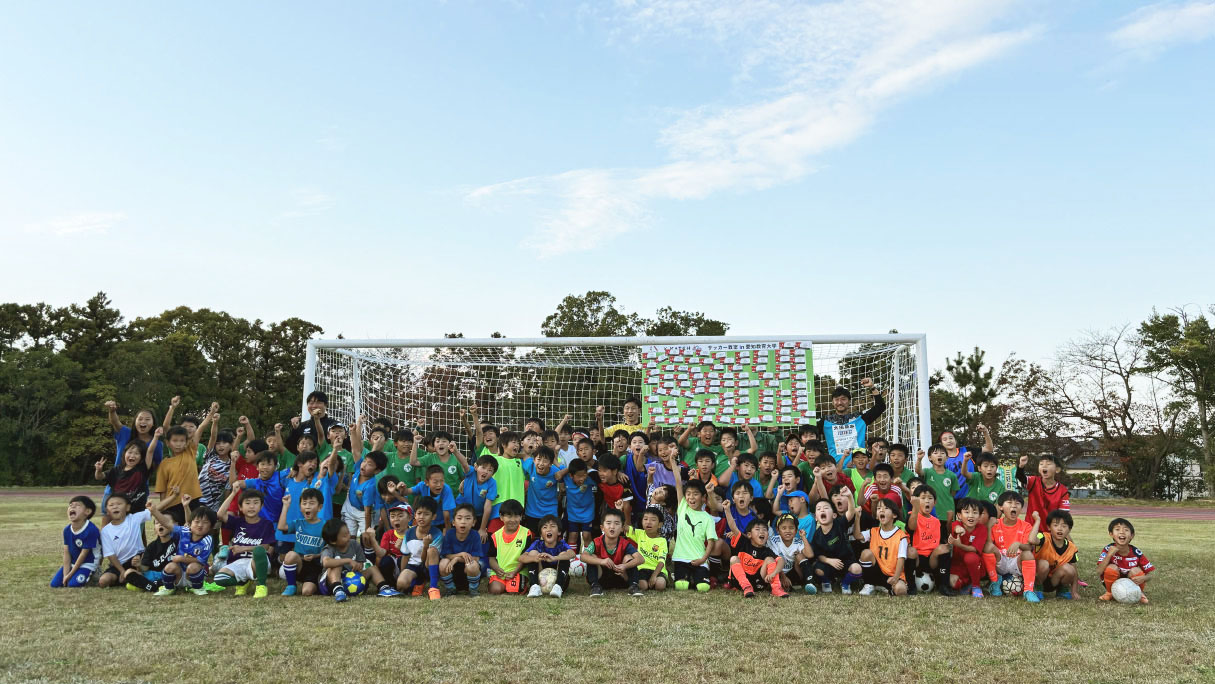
[290,416,300,429]
[154,427,164,438]
[181,494,192,506]
[170,396,181,407]
[282,494,291,506]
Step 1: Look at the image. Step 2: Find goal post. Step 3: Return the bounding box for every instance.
[303,334,932,454]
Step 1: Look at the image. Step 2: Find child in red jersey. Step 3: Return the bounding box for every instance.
[1097,517,1153,604]
[948,498,989,597]
[1016,453,1070,531]
[905,485,955,596]
[593,453,633,524]
[984,491,1041,603]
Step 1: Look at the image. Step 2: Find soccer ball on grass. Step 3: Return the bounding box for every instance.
[568,558,586,578]
[1000,575,1024,597]
[1111,578,1143,604]
[342,570,367,596]
[537,568,558,595]
[914,572,934,593]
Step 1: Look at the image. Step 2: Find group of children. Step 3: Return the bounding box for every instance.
[55,389,1155,604]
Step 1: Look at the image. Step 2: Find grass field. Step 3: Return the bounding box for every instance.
[2,494,1213,684]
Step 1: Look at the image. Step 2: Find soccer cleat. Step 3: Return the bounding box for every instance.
[859,584,876,596]
[742,589,755,599]
[253,585,268,599]
[281,585,297,596]
[154,587,175,597]
[1025,590,1041,603]
[411,584,425,597]
[940,585,958,597]
[589,584,604,597]
[427,587,441,601]
[821,582,833,594]
[971,586,984,598]
[695,582,710,593]
[1057,590,1072,600]
[989,576,1005,597]
[804,583,817,595]
[674,580,690,591]
[629,583,644,597]
[125,583,142,592]
[527,584,543,598]
[550,584,563,598]
[377,587,402,597]
[334,589,348,603]
[841,583,853,595]
[203,581,226,593]
[190,587,209,596]
[235,581,253,596]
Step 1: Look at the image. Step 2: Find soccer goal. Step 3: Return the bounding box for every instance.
[303,335,932,452]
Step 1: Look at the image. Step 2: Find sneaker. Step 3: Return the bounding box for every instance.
[334,589,348,603]
[674,580,690,591]
[282,585,297,596]
[629,583,644,597]
[253,585,268,599]
[1057,590,1072,600]
[804,583,817,595]
[1099,592,1113,601]
[410,584,425,597]
[213,546,230,571]
[841,583,853,595]
[550,584,563,598]
[971,586,984,598]
[1025,590,1041,603]
[742,589,755,599]
[125,583,142,592]
[190,587,209,596]
[427,587,441,601]
[989,576,1005,597]
[821,582,833,594]
[589,584,604,597]
[154,587,175,597]
[203,581,226,593]
[940,585,958,597]
[708,576,720,590]
[527,584,543,598]
[235,580,253,596]
[859,584,876,596]
[377,586,402,597]
[695,582,710,593]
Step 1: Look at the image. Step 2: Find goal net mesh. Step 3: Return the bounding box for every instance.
[309,338,923,451]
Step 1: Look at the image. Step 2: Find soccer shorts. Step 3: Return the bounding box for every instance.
[488,573,524,593]
[278,558,323,585]
[995,554,1020,577]
[220,557,256,582]
[564,520,593,535]
[51,566,95,587]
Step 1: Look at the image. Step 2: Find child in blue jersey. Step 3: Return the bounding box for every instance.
[274,451,327,556]
[458,455,499,541]
[712,481,759,581]
[399,497,443,600]
[241,450,287,533]
[521,514,576,598]
[214,486,276,598]
[522,446,567,536]
[342,450,386,537]
[410,465,457,528]
[720,453,764,500]
[438,504,486,596]
[277,488,327,596]
[147,494,217,595]
[370,475,404,532]
[52,496,100,588]
[562,458,598,549]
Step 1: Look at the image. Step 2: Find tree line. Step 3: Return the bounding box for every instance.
[1,291,1210,497]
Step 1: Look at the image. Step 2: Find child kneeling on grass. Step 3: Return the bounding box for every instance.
[214,485,276,598]
[726,517,788,599]
[983,491,1041,603]
[318,519,400,601]
[521,514,576,598]
[581,508,643,597]
[147,494,216,596]
[52,496,100,588]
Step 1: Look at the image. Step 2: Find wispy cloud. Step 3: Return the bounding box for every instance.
[469,0,1038,257]
[277,188,336,221]
[1110,1,1215,57]
[24,211,127,236]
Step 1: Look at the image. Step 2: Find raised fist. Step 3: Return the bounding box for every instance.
[104,400,117,411]
[154,427,164,437]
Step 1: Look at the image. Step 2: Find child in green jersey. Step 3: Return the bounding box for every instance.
[961,451,1005,524]
[915,444,960,524]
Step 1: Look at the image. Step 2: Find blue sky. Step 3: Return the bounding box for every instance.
[1,0,1212,370]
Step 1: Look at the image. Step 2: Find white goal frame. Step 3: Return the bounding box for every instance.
[303,334,932,451]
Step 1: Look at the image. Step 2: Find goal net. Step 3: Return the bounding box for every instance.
[304,335,930,453]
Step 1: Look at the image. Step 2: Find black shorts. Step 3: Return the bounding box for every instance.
[298,558,323,585]
[564,520,593,535]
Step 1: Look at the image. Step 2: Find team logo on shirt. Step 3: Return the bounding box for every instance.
[75,539,83,547]
[943,478,952,486]
[448,465,457,475]
[403,464,413,472]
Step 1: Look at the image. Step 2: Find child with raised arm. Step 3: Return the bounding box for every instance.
[960,451,1005,524]
[410,465,457,529]
[809,499,862,594]
[581,508,644,597]
[596,398,645,439]
[213,485,275,598]
[915,444,960,525]
[457,455,499,539]
[123,510,176,592]
[105,399,164,468]
[277,488,327,596]
[1017,453,1071,531]
[727,518,789,599]
[51,496,100,588]
[905,485,955,596]
[147,494,216,596]
[342,449,387,537]
[767,513,815,594]
[984,491,1042,603]
[855,498,909,596]
[155,424,205,524]
[671,462,716,592]
[947,498,989,597]
[1097,517,1153,604]
[678,420,725,475]
[97,493,153,588]
[489,431,526,532]
[198,426,236,512]
[361,501,413,593]
[522,446,566,535]
[522,514,576,598]
[95,428,156,520]
[413,430,469,491]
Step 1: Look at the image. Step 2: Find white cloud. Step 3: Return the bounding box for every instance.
[277,188,335,221]
[1110,1,1215,55]
[24,211,127,236]
[470,0,1037,256]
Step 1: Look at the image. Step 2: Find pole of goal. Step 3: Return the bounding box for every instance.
[302,339,318,419]
[916,334,932,454]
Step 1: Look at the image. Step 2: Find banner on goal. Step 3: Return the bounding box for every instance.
[641,341,814,427]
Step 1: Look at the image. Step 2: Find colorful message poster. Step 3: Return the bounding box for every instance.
[641,341,815,427]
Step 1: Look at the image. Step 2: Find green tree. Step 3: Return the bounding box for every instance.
[929,347,1002,448]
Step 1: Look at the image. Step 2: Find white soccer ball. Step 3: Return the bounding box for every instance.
[1000,575,1024,597]
[569,558,586,578]
[914,572,934,594]
[1111,577,1142,604]
[538,568,558,595]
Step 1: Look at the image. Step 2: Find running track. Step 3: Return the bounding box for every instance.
[4,490,1213,520]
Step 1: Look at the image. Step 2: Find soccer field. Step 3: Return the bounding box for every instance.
[1,493,1212,684]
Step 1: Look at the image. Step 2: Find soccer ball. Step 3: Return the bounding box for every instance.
[914,572,934,593]
[1000,575,1024,597]
[538,568,558,595]
[1111,578,1143,604]
[342,570,367,596]
[569,558,586,578]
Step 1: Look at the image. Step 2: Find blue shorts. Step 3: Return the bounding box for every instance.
[564,520,593,534]
[51,566,95,588]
